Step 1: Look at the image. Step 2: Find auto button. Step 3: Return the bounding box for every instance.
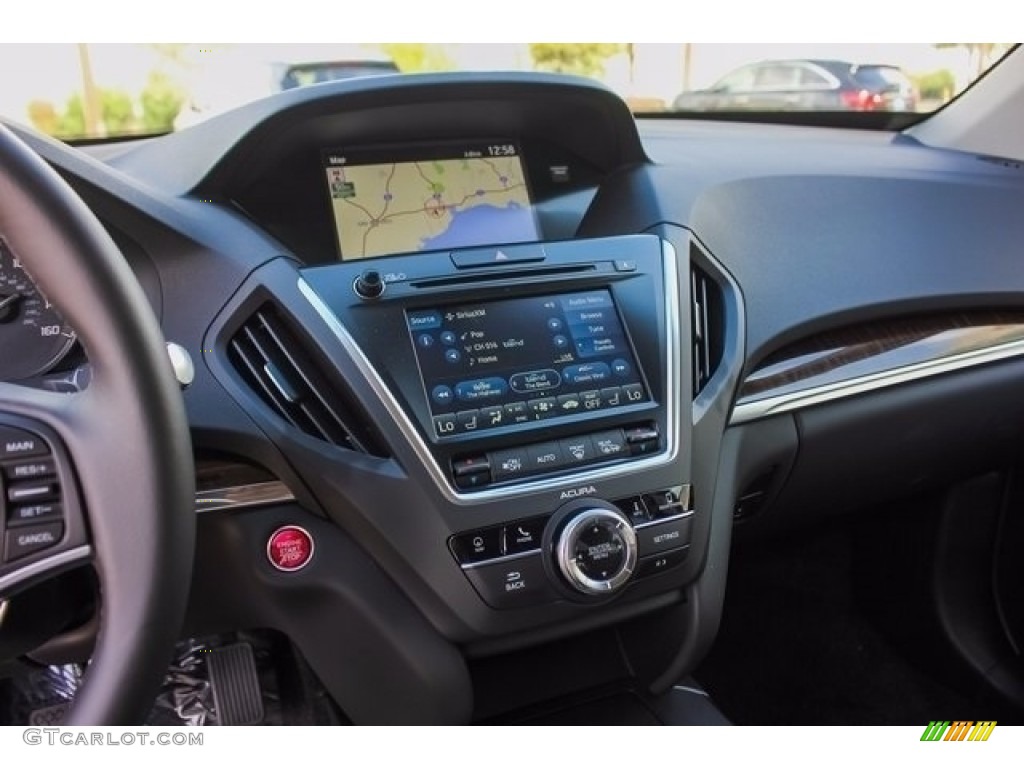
[527,442,565,473]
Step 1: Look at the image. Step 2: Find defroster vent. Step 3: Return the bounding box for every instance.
[228,305,385,455]
[691,266,723,396]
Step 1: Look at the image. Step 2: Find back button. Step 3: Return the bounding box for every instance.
[462,554,555,609]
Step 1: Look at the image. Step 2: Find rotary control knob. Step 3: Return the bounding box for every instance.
[353,269,385,299]
[555,507,637,596]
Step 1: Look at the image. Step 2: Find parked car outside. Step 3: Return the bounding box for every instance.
[175,53,398,129]
[672,59,917,112]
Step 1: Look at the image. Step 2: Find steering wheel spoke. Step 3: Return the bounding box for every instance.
[0,392,93,600]
[0,124,194,724]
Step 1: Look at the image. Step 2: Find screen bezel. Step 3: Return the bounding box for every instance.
[322,139,541,262]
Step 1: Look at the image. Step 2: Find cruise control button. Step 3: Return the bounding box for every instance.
[4,522,64,562]
[636,516,694,557]
[7,482,59,504]
[462,554,556,609]
[7,502,63,527]
[527,442,564,472]
[451,528,503,563]
[6,458,56,480]
[503,518,545,554]
[0,427,49,460]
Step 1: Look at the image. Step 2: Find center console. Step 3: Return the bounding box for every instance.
[299,233,698,622]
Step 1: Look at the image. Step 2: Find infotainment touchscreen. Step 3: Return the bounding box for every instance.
[407,290,649,437]
[323,141,538,260]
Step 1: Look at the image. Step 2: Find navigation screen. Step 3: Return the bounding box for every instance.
[323,141,538,260]
[407,290,649,438]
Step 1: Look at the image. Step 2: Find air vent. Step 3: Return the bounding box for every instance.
[228,305,384,455]
[691,266,723,396]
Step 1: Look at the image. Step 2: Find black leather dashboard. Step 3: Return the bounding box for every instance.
[6,70,1024,723]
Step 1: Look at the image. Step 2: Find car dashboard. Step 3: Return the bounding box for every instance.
[4,71,1024,724]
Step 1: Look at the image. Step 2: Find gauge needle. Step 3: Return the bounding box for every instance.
[0,292,21,316]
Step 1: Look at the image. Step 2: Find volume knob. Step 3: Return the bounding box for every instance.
[555,507,637,596]
[353,269,385,299]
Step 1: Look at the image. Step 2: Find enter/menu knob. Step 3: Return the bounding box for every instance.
[555,507,637,596]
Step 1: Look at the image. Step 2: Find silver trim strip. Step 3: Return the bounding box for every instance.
[297,238,682,505]
[194,480,295,513]
[633,509,694,530]
[0,545,92,597]
[0,599,8,629]
[730,336,1024,426]
[673,684,710,697]
[460,548,541,570]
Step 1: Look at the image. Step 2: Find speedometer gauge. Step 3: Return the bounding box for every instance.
[0,237,76,381]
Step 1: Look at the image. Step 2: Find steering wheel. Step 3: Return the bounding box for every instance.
[0,125,194,724]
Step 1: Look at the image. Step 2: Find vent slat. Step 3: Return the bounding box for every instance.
[229,338,305,431]
[255,310,366,451]
[227,304,382,455]
[691,266,721,397]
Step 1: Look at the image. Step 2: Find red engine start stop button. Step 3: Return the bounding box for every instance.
[267,526,315,572]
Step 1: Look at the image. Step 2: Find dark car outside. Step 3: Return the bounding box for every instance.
[277,59,400,90]
[672,59,917,112]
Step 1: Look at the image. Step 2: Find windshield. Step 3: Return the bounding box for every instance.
[0,43,1011,142]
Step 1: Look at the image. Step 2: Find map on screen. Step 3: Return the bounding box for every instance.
[324,142,538,260]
